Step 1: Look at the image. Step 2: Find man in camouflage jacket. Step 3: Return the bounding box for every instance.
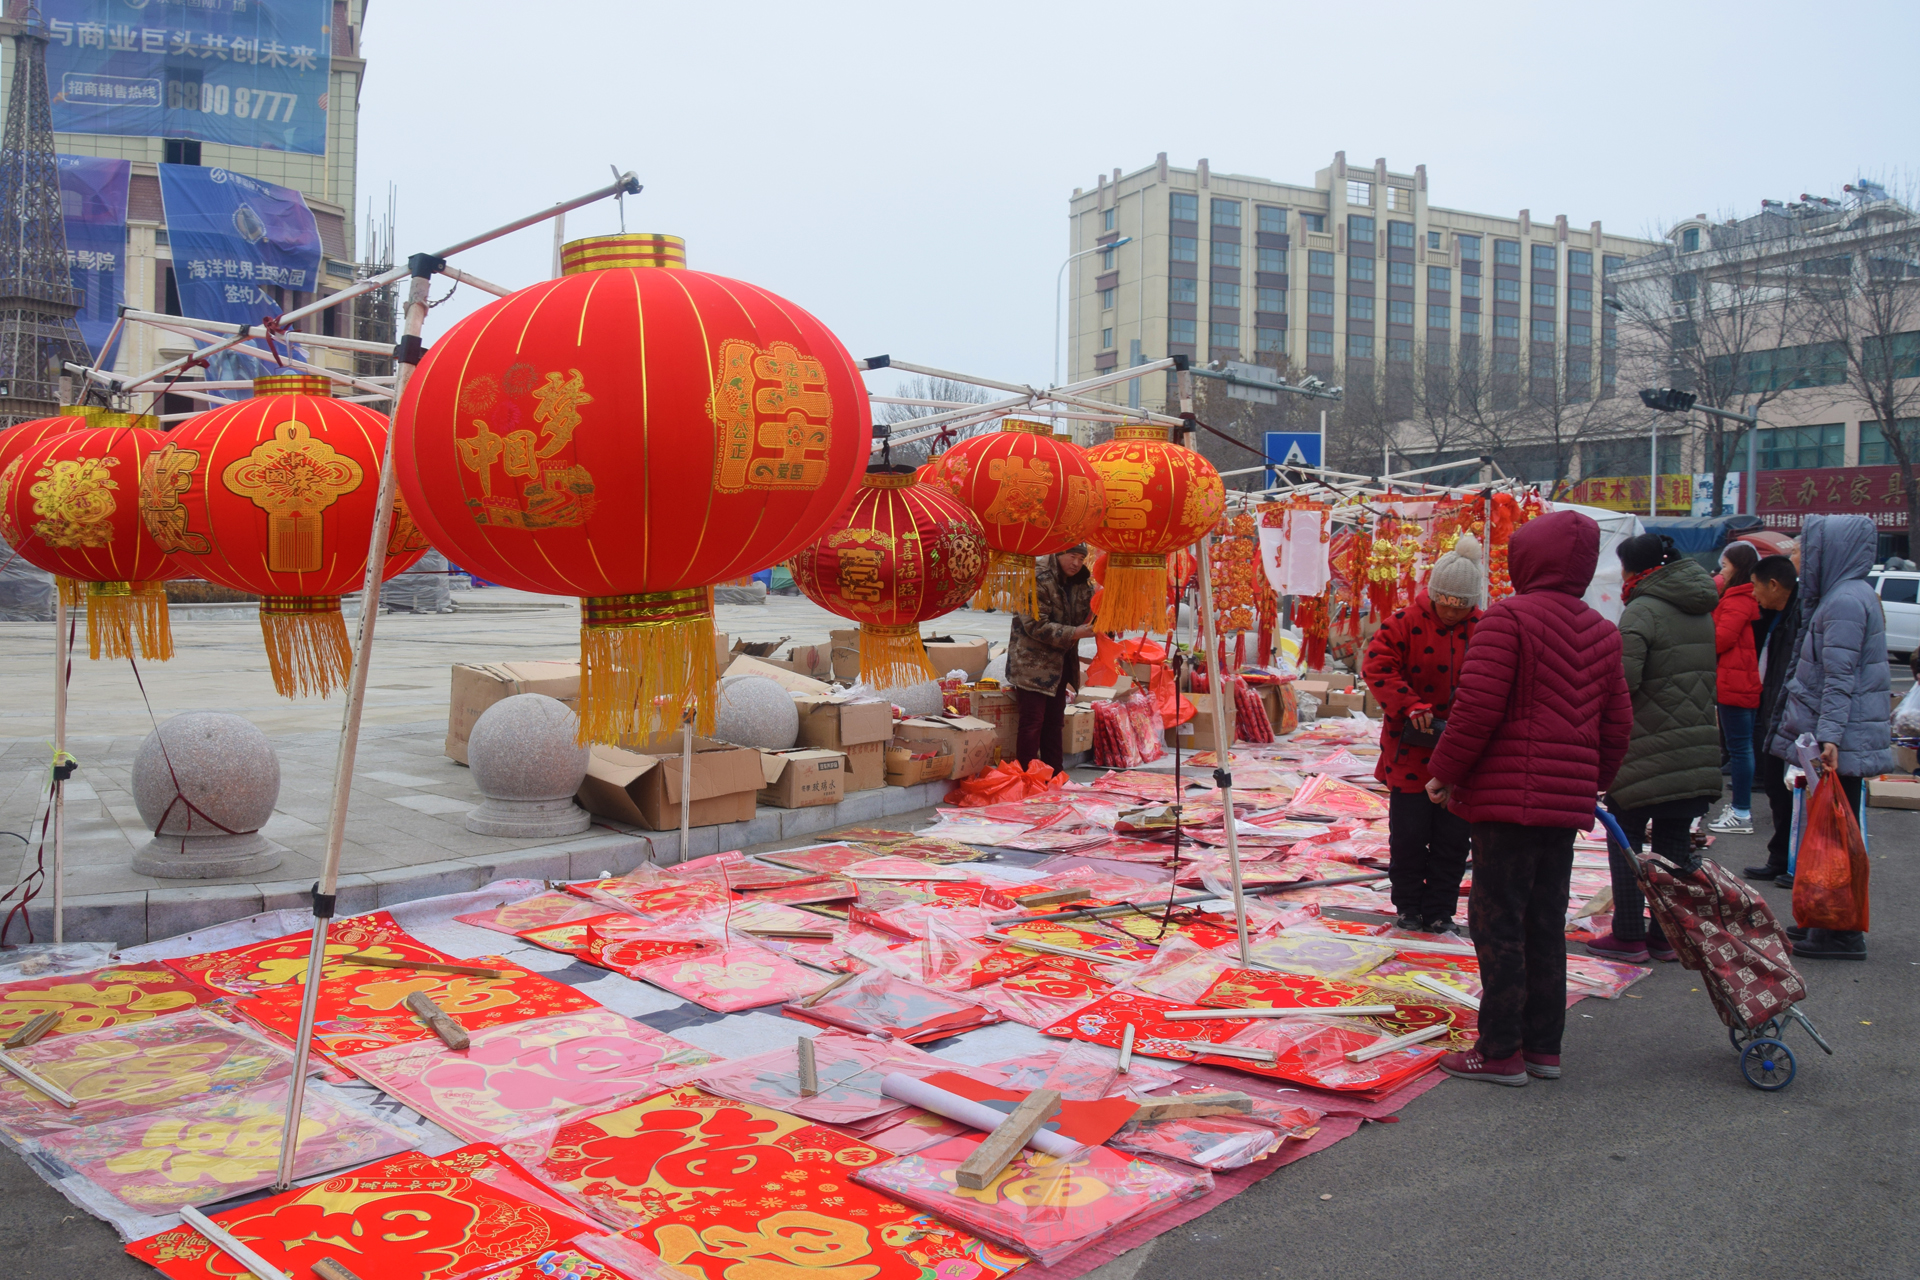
[1008,546,1095,769]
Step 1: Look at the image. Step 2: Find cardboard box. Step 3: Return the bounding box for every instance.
[577,737,765,830]
[784,643,833,680]
[1073,677,1135,701]
[759,748,846,808]
[1895,743,1918,774]
[968,688,1021,757]
[723,654,831,696]
[844,739,886,792]
[924,635,991,681]
[828,628,861,682]
[793,697,894,751]
[1323,689,1368,716]
[1063,704,1094,755]
[1868,774,1920,809]
[886,738,954,786]
[1363,692,1382,718]
[895,715,996,779]
[1257,682,1284,725]
[446,660,581,764]
[1167,691,1236,749]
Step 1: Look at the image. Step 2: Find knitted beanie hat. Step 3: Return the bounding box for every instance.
[1428,533,1483,605]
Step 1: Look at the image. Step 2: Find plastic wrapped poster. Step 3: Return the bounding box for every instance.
[965,963,1115,1030]
[853,1135,1211,1267]
[487,1234,687,1280]
[1041,989,1245,1063]
[1563,954,1652,998]
[1362,998,1478,1050]
[516,913,631,959]
[162,910,457,997]
[1090,771,1200,803]
[36,1078,418,1218]
[455,892,609,936]
[1214,1014,1447,1094]
[1195,967,1378,1010]
[689,1030,953,1125]
[998,920,1158,964]
[0,1008,294,1139]
[0,963,222,1043]
[569,878,739,920]
[1242,932,1395,979]
[1121,936,1237,1005]
[971,1043,1183,1099]
[342,1008,713,1145]
[1284,773,1389,822]
[1106,1112,1281,1170]
[784,971,999,1042]
[233,953,601,1058]
[620,944,829,1013]
[757,843,903,876]
[127,1146,599,1279]
[501,1085,891,1232]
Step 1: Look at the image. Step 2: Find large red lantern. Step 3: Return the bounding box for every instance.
[789,468,989,687]
[929,418,1105,616]
[392,233,870,744]
[138,375,429,698]
[0,412,180,660]
[1083,424,1225,633]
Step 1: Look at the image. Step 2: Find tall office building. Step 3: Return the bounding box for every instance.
[1066,152,1658,420]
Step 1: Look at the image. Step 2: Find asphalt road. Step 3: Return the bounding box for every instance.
[4,815,1913,1280]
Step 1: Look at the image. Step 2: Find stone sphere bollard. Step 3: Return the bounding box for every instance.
[131,712,286,878]
[465,693,592,837]
[714,675,799,749]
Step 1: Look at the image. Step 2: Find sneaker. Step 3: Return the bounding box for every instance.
[1645,936,1678,963]
[1586,932,1650,963]
[1440,1049,1529,1086]
[1743,864,1787,881]
[1522,1052,1561,1079]
[1792,928,1867,961]
[1707,807,1754,834]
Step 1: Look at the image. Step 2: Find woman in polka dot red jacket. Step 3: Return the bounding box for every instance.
[1361,534,1483,932]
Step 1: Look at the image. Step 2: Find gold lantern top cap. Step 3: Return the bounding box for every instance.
[863,465,918,490]
[253,374,334,398]
[59,405,160,430]
[561,234,686,274]
[1113,424,1170,442]
[999,419,1051,436]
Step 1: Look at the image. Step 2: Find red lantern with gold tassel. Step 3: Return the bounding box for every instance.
[0,412,182,660]
[393,233,869,745]
[1082,424,1225,633]
[789,467,988,687]
[139,375,428,697]
[0,407,123,613]
[928,418,1105,617]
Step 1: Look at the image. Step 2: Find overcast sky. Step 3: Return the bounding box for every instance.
[358,0,1915,392]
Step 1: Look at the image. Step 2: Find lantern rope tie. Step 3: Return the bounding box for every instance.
[258,596,352,700]
[579,587,717,746]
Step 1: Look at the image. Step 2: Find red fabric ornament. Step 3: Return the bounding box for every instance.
[789,468,988,687]
[929,418,1105,615]
[139,375,427,697]
[393,233,869,744]
[0,412,181,660]
[1084,425,1225,632]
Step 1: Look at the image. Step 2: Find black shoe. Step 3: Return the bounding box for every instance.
[1423,918,1459,935]
[1791,928,1866,961]
[1774,872,1795,889]
[1784,925,1808,943]
[1394,913,1423,931]
[1743,864,1787,882]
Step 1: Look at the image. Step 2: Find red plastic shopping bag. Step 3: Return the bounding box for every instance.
[1793,771,1870,932]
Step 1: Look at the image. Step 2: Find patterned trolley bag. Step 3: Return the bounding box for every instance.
[1634,853,1807,1031]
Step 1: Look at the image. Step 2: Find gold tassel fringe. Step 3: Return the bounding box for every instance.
[971,551,1040,618]
[56,575,82,610]
[579,589,717,747]
[85,581,174,661]
[859,622,935,689]
[1094,553,1169,634]
[259,597,352,699]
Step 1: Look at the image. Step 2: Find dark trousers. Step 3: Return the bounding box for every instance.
[1468,822,1575,1060]
[1016,685,1069,771]
[1387,788,1471,923]
[1603,799,1709,944]
[1759,751,1793,874]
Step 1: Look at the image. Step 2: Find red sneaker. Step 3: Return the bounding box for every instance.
[1523,1052,1561,1079]
[1440,1049,1529,1086]
[1585,933,1650,964]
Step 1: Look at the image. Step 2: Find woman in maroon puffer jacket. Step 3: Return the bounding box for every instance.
[1424,509,1634,1087]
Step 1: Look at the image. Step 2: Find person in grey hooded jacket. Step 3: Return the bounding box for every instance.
[1769,513,1890,961]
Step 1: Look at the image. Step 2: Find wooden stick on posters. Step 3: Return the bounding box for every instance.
[955,1089,1062,1190]
[0,1051,77,1107]
[797,1037,818,1097]
[799,970,859,1008]
[5,1011,60,1048]
[1117,1023,1136,1074]
[179,1205,289,1280]
[313,1259,368,1280]
[405,992,471,1051]
[1131,1091,1253,1121]
[1344,1023,1448,1062]
[1409,972,1482,1009]
[1161,1004,1397,1020]
[340,954,507,979]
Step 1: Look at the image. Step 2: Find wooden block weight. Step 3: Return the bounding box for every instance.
[1131,1091,1254,1122]
[404,991,470,1050]
[955,1089,1062,1190]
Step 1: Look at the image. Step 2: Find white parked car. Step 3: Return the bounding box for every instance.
[1870,570,1920,658]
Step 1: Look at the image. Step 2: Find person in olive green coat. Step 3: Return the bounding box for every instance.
[1588,533,1723,965]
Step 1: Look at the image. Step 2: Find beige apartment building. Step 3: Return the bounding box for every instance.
[0,1,374,389]
[1065,152,1658,422]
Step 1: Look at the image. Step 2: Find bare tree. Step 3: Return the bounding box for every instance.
[876,376,994,464]
[1796,183,1920,541]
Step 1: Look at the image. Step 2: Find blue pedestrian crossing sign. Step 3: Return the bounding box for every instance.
[1264,431,1323,468]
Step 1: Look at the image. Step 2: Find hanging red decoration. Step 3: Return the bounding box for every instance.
[789,467,988,687]
[0,412,180,660]
[929,418,1105,616]
[1083,425,1224,633]
[138,375,428,697]
[393,233,869,744]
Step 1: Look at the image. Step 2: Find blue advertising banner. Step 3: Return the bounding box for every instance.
[157,162,319,385]
[57,153,130,366]
[42,0,331,156]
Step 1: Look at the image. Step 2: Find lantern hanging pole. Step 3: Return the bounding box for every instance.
[51,592,68,945]
[435,265,515,298]
[1178,365,1251,969]
[274,172,641,1191]
[112,310,401,358]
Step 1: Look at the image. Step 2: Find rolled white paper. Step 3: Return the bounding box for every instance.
[879,1072,1082,1157]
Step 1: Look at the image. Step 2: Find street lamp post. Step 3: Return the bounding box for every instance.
[1055,236,1131,391]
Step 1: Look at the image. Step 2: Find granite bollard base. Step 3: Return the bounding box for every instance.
[465,795,592,838]
[132,829,288,879]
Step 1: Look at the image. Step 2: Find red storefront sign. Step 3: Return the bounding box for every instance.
[1757,465,1911,531]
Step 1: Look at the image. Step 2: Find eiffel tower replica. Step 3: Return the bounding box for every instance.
[0,9,89,427]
